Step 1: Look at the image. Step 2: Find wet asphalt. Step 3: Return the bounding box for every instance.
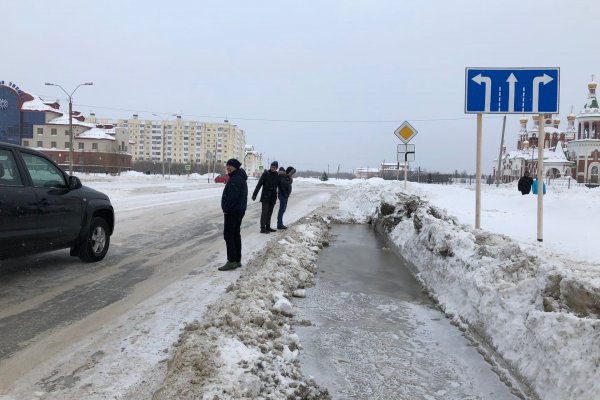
[295,224,521,400]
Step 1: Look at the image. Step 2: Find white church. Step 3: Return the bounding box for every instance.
[496,78,600,186]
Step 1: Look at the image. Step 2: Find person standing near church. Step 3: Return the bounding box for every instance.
[517,171,534,195]
[252,161,280,233]
[532,177,547,195]
[219,158,248,271]
[276,166,296,229]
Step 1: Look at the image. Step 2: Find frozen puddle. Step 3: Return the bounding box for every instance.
[295,224,520,400]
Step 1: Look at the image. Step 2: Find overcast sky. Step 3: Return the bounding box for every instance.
[4,0,598,173]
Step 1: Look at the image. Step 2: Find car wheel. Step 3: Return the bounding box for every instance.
[79,217,110,262]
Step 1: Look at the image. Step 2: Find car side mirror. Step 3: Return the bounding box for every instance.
[68,175,82,190]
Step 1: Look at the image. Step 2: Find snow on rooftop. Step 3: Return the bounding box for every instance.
[77,127,116,140]
[47,114,95,129]
[20,94,61,113]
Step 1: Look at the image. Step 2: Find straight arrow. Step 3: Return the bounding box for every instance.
[532,74,553,113]
[472,74,492,112]
[507,73,517,113]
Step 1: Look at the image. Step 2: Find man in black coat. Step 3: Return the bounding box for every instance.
[252,160,280,233]
[518,171,534,195]
[219,158,248,271]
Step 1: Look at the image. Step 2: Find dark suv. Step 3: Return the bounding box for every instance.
[0,143,114,262]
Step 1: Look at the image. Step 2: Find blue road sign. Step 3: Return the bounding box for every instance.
[465,68,559,114]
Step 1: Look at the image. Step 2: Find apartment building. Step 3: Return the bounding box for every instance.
[89,115,246,168]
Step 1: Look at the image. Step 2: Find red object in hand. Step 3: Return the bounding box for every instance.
[214,174,230,183]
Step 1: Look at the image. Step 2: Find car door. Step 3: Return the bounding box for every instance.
[19,150,84,250]
[0,148,39,258]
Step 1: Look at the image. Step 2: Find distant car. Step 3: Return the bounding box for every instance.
[0,142,114,262]
[214,174,230,183]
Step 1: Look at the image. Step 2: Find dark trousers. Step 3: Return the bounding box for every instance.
[223,212,244,262]
[277,195,288,227]
[260,200,276,229]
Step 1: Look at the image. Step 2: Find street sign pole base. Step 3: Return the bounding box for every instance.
[537,238,543,242]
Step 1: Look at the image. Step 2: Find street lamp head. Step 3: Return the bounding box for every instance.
[44,81,93,176]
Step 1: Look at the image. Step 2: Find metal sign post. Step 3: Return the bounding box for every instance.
[537,116,544,242]
[397,143,415,189]
[394,122,418,189]
[476,113,482,229]
[465,67,559,239]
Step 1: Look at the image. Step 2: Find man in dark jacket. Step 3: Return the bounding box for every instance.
[276,166,296,229]
[518,171,534,195]
[252,161,280,233]
[219,158,248,271]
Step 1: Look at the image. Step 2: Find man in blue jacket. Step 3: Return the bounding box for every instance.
[219,158,248,271]
[276,166,296,229]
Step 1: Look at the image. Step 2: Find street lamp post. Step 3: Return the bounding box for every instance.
[45,82,93,175]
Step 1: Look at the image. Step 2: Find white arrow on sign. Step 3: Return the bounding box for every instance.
[532,74,554,113]
[472,74,492,112]
[506,73,517,113]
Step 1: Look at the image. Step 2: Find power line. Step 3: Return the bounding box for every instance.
[73,102,506,124]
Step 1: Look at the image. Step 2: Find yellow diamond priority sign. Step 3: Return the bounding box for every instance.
[394,121,418,143]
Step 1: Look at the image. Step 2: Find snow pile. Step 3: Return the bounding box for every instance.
[334,179,600,400]
[154,215,332,399]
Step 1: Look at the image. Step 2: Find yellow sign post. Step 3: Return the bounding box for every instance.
[394,122,418,188]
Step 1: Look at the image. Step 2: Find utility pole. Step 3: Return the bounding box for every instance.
[45,82,93,175]
[496,115,506,187]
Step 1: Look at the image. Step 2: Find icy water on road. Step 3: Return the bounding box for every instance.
[295,224,520,400]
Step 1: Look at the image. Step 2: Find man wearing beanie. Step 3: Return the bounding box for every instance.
[219,158,248,271]
[251,160,280,233]
[276,166,295,229]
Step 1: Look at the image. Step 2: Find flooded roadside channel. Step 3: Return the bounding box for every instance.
[295,224,521,400]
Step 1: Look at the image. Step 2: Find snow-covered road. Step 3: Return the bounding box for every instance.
[0,176,331,399]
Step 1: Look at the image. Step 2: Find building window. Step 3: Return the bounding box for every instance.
[37,128,43,135]
[37,141,43,147]
[65,142,70,149]
[51,128,57,136]
[23,140,29,146]
[79,143,84,150]
[51,142,57,148]
[92,143,98,150]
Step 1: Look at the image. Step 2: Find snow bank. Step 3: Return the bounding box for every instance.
[334,179,600,400]
[154,215,332,399]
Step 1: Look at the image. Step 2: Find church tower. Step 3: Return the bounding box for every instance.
[566,76,600,184]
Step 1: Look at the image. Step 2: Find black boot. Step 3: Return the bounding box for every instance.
[218,261,237,271]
